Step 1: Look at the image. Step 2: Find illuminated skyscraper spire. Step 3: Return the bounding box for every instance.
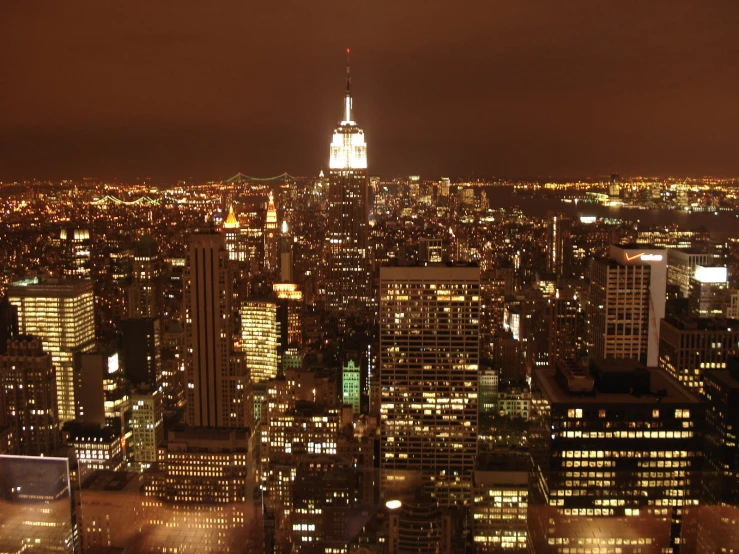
[343,48,353,124]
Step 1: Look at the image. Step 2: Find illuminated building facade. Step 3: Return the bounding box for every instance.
[147,428,250,504]
[273,282,303,348]
[240,300,278,383]
[8,278,96,423]
[380,265,480,506]
[265,191,279,272]
[472,453,529,552]
[59,227,91,279]
[387,497,454,554]
[666,249,721,298]
[130,391,164,471]
[342,359,361,414]
[658,316,739,393]
[0,337,59,455]
[587,245,667,367]
[530,359,703,553]
[127,234,162,318]
[703,358,739,505]
[326,51,370,313]
[548,288,584,368]
[223,204,248,263]
[184,231,249,428]
[688,265,730,318]
[547,214,572,276]
[280,220,293,282]
[68,425,124,477]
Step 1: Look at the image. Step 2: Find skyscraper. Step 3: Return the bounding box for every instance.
[530,359,703,552]
[8,278,96,423]
[264,191,279,273]
[240,300,278,383]
[587,245,667,366]
[127,234,162,319]
[183,231,248,428]
[379,265,480,505]
[326,50,370,313]
[0,337,59,455]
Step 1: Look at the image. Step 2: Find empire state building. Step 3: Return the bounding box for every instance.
[326,49,370,314]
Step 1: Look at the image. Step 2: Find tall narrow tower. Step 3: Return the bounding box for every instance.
[326,49,370,313]
[184,230,248,428]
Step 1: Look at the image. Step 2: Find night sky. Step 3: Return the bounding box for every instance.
[2,1,739,181]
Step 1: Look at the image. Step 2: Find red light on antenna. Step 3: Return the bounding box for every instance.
[346,48,350,54]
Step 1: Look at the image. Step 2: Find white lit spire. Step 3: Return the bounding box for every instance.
[343,48,353,124]
[330,48,367,170]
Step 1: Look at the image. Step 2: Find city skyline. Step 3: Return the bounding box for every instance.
[3,1,739,181]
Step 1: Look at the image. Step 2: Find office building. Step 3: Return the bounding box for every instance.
[0,337,59,455]
[121,317,161,386]
[658,316,739,393]
[127,234,163,319]
[223,204,248,263]
[587,245,666,366]
[472,452,529,552]
[279,220,294,282]
[273,283,303,349]
[702,357,739,505]
[326,51,370,313]
[530,359,703,552]
[667,249,721,298]
[8,278,96,423]
[0,296,18,355]
[130,390,164,471]
[59,227,91,279]
[264,191,279,273]
[380,265,480,505]
[240,300,278,383]
[548,287,584,367]
[547,214,572,276]
[688,265,730,318]
[184,231,248,428]
[67,424,124,477]
[342,358,361,414]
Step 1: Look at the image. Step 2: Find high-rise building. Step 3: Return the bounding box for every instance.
[703,357,739,506]
[548,287,584,367]
[121,317,161,386]
[380,265,480,505]
[279,220,294,283]
[264,191,279,273]
[472,452,529,552]
[8,278,96,423]
[530,359,703,552]
[240,300,278,383]
[326,50,370,313]
[273,283,303,349]
[666,249,721,298]
[547,213,572,276]
[127,234,163,319]
[587,245,666,366]
[0,337,59,455]
[0,296,19,355]
[223,204,248,263]
[658,316,739,393]
[688,265,730,318]
[183,231,248,428]
[129,390,164,471]
[59,227,92,279]
[342,358,361,414]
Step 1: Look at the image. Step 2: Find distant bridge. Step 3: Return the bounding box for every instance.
[220,172,298,184]
[90,195,160,206]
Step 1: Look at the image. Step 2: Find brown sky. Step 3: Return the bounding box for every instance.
[1,0,739,181]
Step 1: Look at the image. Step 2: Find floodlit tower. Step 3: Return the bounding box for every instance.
[326,49,370,313]
[264,192,279,272]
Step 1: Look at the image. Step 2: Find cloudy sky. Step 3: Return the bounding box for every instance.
[2,1,738,181]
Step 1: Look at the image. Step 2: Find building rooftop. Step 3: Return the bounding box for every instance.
[663,316,739,331]
[536,363,701,406]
